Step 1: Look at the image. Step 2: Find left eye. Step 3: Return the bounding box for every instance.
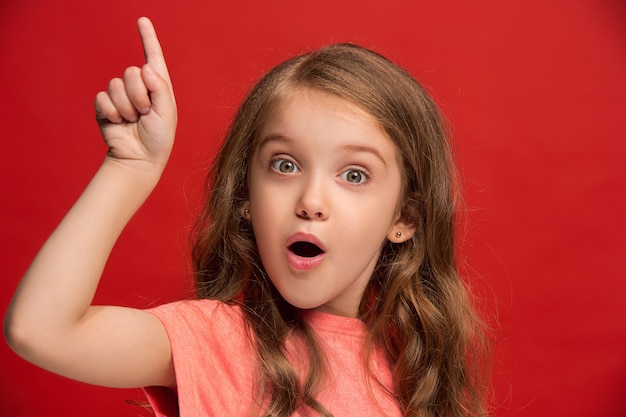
[340,169,367,184]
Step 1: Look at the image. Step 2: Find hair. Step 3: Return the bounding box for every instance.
[191,43,491,417]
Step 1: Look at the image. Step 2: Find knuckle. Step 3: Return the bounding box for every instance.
[94,91,107,105]
[107,77,123,93]
[123,66,141,79]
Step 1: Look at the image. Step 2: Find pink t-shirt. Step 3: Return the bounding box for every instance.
[143,300,401,417]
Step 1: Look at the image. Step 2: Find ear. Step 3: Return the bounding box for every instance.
[240,201,251,220]
[387,212,416,243]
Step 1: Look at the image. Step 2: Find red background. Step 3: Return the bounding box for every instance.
[1,1,625,415]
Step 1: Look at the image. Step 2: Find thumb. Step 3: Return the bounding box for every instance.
[141,63,176,115]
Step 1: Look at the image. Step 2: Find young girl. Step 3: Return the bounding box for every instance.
[4,17,489,417]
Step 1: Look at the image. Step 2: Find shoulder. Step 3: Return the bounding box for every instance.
[146,299,256,380]
[146,299,250,348]
[147,299,243,322]
[143,300,260,415]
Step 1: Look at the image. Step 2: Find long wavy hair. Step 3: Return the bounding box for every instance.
[191,43,490,417]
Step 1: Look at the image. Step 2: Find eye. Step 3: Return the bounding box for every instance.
[271,158,299,174]
[340,169,368,184]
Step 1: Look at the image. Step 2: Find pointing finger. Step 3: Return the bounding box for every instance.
[137,17,172,90]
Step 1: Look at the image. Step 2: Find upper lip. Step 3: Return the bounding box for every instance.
[286,232,326,253]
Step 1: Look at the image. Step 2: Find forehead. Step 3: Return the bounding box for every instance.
[258,88,393,150]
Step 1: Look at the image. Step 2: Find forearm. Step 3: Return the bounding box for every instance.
[5,157,161,354]
[4,18,177,385]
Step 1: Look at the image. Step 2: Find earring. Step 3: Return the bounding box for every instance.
[244,209,249,217]
[395,231,402,238]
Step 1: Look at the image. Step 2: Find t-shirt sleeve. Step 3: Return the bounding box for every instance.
[141,300,257,417]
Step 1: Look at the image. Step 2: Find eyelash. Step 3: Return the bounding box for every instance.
[339,168,369,185]
[270,157,299,174]
[269,157,371,185]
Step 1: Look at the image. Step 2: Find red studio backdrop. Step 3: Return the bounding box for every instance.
[1,1,624,416]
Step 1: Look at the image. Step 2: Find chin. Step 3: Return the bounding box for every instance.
[279,294,323,311]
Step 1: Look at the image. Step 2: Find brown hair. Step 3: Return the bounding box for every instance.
[191,43,490,417]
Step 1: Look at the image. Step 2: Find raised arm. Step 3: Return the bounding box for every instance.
[3,17,177,389]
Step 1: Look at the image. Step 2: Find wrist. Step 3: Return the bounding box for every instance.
[102,154,165,187]
[93,157,164,210]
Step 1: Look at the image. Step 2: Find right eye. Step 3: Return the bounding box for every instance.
[271,158,299,174]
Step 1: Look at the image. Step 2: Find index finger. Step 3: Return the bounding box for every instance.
[137,17,172,88]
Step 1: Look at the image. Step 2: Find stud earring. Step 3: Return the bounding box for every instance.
[244,209,249,216]
[396,231,402,238]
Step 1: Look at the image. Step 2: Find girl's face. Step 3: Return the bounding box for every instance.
[248,89,413,317]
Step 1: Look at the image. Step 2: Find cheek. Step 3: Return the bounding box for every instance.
[248,183,288,248]
[247,169,268,215]
[249,182,280,221]
[340,198,397,243]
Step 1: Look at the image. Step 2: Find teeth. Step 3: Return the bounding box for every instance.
[289,241,323,258]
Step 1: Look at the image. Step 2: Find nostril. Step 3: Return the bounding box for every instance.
[296,209,326,220]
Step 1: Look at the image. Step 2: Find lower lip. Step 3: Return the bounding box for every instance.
[286,251,325,270]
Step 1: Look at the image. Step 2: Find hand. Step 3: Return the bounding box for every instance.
[95,17,177,171]
[4,18,178,390]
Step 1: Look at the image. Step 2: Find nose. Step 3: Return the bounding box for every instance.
[295,176,328,220]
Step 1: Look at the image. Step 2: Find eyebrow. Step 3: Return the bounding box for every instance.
[256,133,293,150]
[258,133,388,166]
[339,144,387,166]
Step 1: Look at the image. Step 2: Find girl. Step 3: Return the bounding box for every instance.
[4,17,490,417]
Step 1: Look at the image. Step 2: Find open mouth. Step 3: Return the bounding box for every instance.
[288,241,324,258]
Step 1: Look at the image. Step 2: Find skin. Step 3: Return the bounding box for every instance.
[3,19,415,392]
[3,18,176,389]
[248,89,415,318]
